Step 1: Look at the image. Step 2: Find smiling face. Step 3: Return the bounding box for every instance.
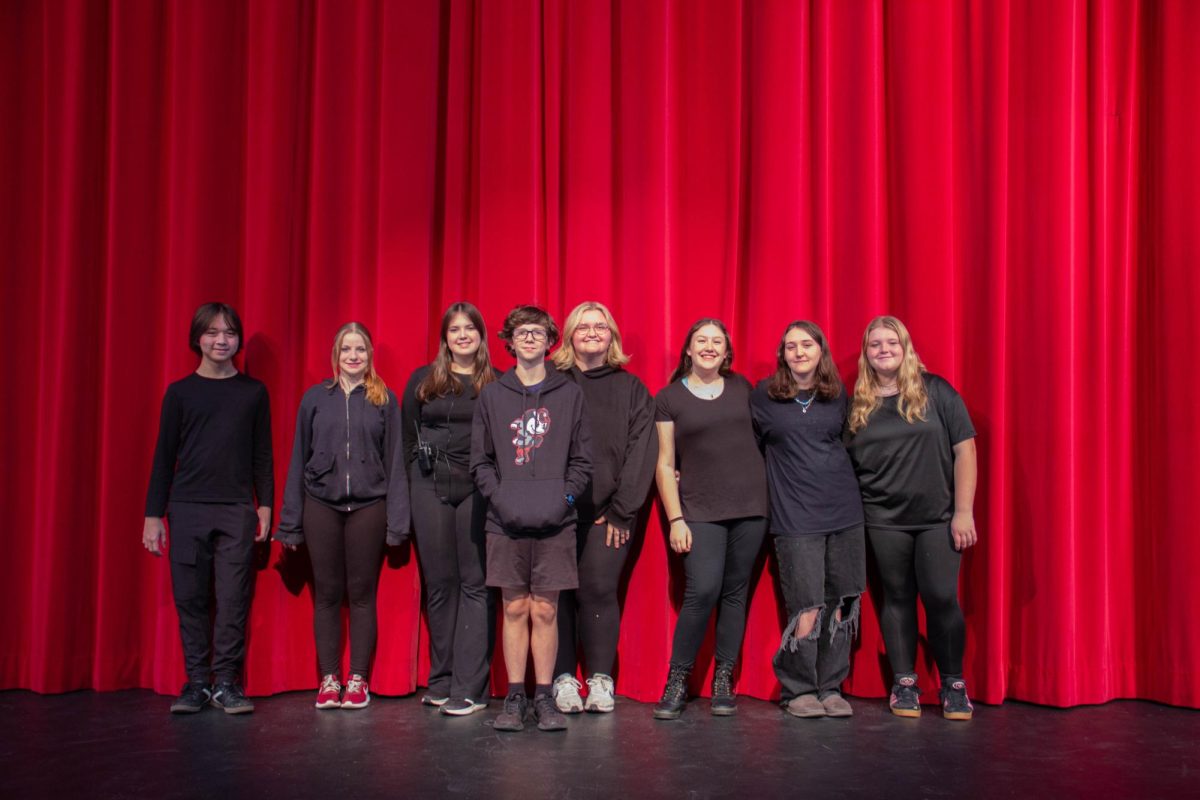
[572,308,612,364]
[445,312,481,362]
[198,315,239,368]
[338,332,370,382]
[783,327,822,385]
[865,325,903,381]
[687,323,728,375]
[512,324,549,364]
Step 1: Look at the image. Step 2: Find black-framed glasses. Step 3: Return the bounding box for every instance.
[513,328,548,342]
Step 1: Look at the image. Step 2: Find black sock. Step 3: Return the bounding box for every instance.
[507,685,526,699]
[534,683,552,698]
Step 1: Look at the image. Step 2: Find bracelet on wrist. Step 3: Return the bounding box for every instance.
[668,516,685,524]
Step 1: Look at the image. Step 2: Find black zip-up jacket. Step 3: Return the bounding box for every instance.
[277,381,410,545]
[562,364,657,530]
[471,367,591,537]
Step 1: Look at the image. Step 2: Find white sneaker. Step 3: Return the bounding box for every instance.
[552,673,584,714]
[584,673,615,713]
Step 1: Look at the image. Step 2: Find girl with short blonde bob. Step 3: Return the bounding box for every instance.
[551,301,631,370]
[844,315,978,721]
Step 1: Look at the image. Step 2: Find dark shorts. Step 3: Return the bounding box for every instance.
[486,527,578,594]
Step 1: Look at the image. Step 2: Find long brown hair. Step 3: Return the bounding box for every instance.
[328,322,389,407]
[668,318,735,383]
[766,320,843,401]
[848,315,927,433]
[417,302,497,401]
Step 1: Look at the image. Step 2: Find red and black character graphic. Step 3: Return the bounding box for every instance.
[510,408,551,465]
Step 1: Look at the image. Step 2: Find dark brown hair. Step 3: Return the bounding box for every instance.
[668,318,734,383]
[766,320,843,401]
[417,302,497,401]
[189,302,243,357]
[498,305,559,356]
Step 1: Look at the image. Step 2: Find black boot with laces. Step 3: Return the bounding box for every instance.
[711,662,737,716]
[653,665,690,720]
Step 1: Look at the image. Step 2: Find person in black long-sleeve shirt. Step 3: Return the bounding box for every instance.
[548,301,657,715]
[401,302,499,717]
[277,322,410,711]
[143,302,273,715]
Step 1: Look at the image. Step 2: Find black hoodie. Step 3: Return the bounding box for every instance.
[562,364,657,530]
[471,366,591,537]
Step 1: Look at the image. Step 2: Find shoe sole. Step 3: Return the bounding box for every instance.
[584,702,614,713]
[785,708,826,719]
[823,709,853,718]
[537,721,567,731]
[493,720,525,732]
[170,704,204,714]
[943,710,973,720]
[890,706,922,718]
[341,699,370,709]
[213,703,254,715]
[711,706,737,716]
[441,703,487,717]
[314,700,341,710]
[421,695,449,707]
[653,708,683,720]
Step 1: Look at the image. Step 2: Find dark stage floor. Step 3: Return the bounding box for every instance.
[2,689,1195,799]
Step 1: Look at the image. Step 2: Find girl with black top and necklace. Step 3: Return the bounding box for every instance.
[401,302,499,716]
[750,321,865,719]
[845,315,978,721]
[653,318,768,720]
[548,301,657,715]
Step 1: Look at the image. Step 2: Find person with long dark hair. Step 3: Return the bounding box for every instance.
[144,302,273,714]
[401,302,498,717]
[652,318,768,719]
[845,315,978,720]
[277,322,410,710]
[471,305,591,732]
[549,301,657,714]
[751,321,865,718]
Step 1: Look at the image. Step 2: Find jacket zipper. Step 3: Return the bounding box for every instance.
[344,389,352,508]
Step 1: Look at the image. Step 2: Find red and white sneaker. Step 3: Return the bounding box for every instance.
[315,674,342,709]
[342,674,370,709]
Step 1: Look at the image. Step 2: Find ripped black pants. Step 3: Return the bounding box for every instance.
[772,525,865,700]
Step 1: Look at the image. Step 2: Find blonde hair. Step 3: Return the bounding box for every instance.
[848,315,927,433]
[552,301,631,370]
[329,322,389,407]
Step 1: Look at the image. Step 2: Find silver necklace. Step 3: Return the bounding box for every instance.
[796,391,817,413]
[684,376,723,399]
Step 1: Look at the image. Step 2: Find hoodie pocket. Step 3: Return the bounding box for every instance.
[491,478,571,535]
[304,451,337,495]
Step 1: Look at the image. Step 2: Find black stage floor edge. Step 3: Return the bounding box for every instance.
[2,689,1195,799]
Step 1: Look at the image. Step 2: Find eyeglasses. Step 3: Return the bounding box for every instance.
[513,328,548,342]
[576,323,610,335]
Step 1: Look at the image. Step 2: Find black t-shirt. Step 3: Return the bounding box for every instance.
[145,372,274,516]
[654,374,768,522]
[401,367,483,474]
[750,381,863,536]
[845,373,975,529]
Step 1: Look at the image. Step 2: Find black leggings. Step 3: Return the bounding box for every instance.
[554,521,632,678]
[411,475,494,700]
[304,497,387,678]
[868,524,965,676]
[669,517,768,670]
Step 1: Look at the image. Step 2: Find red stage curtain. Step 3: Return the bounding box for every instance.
[2,0,1197,708]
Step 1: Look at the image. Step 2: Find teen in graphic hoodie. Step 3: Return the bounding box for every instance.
[470,305,591,733]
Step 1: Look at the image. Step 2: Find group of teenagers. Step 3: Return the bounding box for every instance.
[143,299,979,731]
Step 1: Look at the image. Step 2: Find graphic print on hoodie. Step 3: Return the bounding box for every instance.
[471,368,592,537]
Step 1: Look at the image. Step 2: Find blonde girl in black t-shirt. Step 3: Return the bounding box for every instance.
[845,315,978,721]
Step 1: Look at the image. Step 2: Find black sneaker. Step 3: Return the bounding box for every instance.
[441,698,488,716]
[710,663,737,716]
[170,682,211,714]
[533,693,568,731]
[889,672,921,718]
[210,682,255,715]
[493,692,528,732]
[940,676,974,721]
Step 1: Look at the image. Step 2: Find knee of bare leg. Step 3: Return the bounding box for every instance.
[793,607,822,640]
[530,594,558,625]
[503,592,531,620]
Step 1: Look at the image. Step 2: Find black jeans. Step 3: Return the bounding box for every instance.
[167,501,258,684]
[868,524,965,676]
[304,496,387,678]
[772,525,865,699]
[554,520,632,678]
[411,472,494,700]
[669,517,768,670]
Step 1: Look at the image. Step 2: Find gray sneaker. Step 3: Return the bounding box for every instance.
[552,673,584,714]
[584,674,615,713]
[534,693,568,731]
[493,692,528,732]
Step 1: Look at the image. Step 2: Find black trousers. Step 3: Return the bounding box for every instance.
[554,520,632,679]
[167,501,258,684]
[411,473,494,700]
[304,497,387,678]
[669,516,768,670]
[868,523,966,677]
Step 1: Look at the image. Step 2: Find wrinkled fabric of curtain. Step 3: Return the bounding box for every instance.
[2,0,1196,708]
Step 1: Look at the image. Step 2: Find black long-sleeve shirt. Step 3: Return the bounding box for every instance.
[144,372,274,516]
